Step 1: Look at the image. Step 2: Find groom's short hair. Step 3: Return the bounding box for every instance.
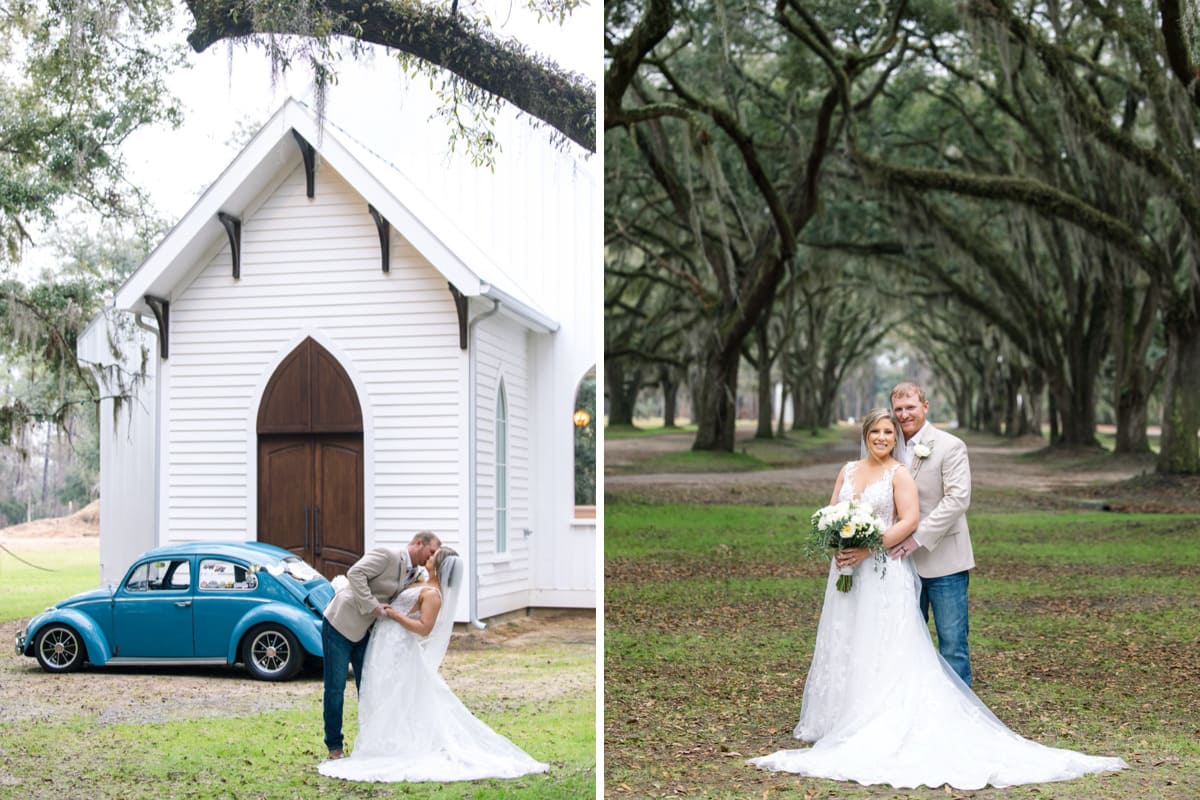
[890,381,927,403]
[410,531,438,547]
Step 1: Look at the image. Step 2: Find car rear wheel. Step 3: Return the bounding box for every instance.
[34,625,86,673]
[242,624,302,681]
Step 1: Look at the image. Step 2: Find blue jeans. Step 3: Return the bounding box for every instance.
[322,619,369,751]
[920,570,971,687]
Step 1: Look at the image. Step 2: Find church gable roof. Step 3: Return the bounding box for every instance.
[113,98,557,333]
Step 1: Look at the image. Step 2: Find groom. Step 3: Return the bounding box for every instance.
[886,381,975,687]
[321,530,441,760]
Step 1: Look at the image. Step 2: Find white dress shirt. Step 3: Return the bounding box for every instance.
[904,421,933,547]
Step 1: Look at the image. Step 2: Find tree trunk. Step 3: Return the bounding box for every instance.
[1002,374,1019,437]
[1024,373,1045,439]
[776,382,790,437]
[788,378,807,432]
[660,367,679,429]
[954,390,971,433]
[1114,384,1151,454]
[605,359,640,427]
[693,348,740,451]
[1157,312,1200,474]
[1047,376,1098,447]
[1109,279,1157,454]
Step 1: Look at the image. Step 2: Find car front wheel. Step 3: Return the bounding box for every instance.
[34,624,86,673]
[242,624,302,681]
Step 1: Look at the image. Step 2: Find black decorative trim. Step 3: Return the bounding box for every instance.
[144,295,170,360]
[292,130,316,198]
[368,205,390,273]
[448,284,469,350]
[217,212,242,279]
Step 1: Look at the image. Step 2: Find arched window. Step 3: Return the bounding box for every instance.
[495,382,508,553]
[574,367,596,518]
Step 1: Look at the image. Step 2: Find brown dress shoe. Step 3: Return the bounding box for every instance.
[327,749,346,760]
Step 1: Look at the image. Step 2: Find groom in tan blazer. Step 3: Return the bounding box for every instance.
[322,531,440,759]
[887,381,975,687]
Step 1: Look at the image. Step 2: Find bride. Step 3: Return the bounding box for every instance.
[319,548,549,783]
[749,408,1127,789]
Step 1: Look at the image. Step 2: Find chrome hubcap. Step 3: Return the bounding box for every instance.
[40,629,77,667]
[252,632,289,673]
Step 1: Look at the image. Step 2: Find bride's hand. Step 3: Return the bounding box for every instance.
[835,548,868,569]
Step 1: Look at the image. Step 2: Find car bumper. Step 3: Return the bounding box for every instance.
[15,628,26,655]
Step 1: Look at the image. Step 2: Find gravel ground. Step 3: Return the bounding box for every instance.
[1,609,595,726]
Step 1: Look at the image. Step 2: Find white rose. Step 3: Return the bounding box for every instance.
[913,443,933,459]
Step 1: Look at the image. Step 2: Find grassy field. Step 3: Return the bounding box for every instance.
[605,501,1200,799]
[6,690,594,799]
[0,541,100,621]
[0,540,596,799]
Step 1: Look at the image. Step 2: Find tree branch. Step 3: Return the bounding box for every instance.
[184,0,595,151]
[1159,0,1200,107]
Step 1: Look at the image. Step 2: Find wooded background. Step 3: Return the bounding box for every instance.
[604,0,1200,474]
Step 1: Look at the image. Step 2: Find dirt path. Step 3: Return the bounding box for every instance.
[605,427,1188,511]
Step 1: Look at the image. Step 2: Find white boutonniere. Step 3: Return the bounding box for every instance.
[412,565,429,583]
[912,441,933,460]
[330,574,349,592]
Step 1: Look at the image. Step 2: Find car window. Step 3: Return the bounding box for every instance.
[164,560,191,590]
[199,559,258,591]
[124,559,191,592]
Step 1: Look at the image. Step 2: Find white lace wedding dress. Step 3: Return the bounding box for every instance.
[749,462,1127,789]
[318,584,549,782]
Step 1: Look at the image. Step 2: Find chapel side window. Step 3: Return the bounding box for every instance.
[573,367,596,518]
[496,382,508,554]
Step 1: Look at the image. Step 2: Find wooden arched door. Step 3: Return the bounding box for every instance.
[257,337,363,578]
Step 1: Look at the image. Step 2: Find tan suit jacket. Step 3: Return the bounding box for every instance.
[909,426,974,579]
[323,546,411,642]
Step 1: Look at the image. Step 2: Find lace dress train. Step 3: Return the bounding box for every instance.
[319,585,549,782]
[749,462,1127,789]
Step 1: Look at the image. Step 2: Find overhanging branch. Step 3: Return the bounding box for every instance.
[184,0,595,151]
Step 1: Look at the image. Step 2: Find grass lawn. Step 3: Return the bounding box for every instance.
[0,540,596,799]
[605,501,1200,799]
[5,690,594,800]
[0,540,100,622]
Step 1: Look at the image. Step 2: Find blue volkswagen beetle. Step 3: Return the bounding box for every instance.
[15,541,334,681]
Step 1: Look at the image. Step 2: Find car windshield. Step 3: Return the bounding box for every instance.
[263,556,321,583]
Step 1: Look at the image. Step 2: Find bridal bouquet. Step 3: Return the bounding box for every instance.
[807,500,886,592]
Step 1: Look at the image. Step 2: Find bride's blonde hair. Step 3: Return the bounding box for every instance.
[860,408,900,460]
[432,547,460,588]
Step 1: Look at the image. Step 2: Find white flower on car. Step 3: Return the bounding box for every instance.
[912,441,933,460]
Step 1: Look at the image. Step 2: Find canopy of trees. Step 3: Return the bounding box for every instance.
[605,0,1200,474]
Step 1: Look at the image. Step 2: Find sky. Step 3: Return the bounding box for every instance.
[24,0,599,273]
[131,0,600,218]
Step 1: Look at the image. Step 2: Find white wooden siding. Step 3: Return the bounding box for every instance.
[161,163,465,544]
[472,317,534,617]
